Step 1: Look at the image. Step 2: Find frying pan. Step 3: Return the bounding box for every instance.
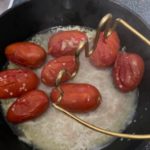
[0,0,150,149]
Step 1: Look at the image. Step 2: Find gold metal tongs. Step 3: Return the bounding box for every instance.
[52,13,150,140]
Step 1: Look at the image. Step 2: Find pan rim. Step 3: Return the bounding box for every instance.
[0,0,149,31]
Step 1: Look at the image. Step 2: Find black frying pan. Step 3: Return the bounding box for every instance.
[0,0,150,149]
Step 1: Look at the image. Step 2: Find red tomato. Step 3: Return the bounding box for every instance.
[41,55,77,86]
[48,30,87,57]
[113,51,144,92]
[7,90,49,123]
[0,69,39,99]
[90,31,120,68]
[5,42,46,68]
[50,83,101,112]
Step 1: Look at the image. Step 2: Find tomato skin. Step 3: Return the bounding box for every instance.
[113,51,144,92]
[5,42,46,68]
[48,30,87,57]
[50,83,101,112]
[90,31,120,68]
[41,56,77,86]
[7,90,49,123]
[0,69,39,99]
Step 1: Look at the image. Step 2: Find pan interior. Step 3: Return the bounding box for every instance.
[1,25,138,150]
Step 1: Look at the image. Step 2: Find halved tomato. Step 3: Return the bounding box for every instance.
[48,30,87,57]
[90,31,120,68]
[41,55,77,86]
[5,42,46,68]
[50,83,101,112]
[0,69,39,99]
[113,51,144,92]
[7,90,49,123]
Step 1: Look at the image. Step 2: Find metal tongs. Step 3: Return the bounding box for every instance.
[52,13,150,140]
